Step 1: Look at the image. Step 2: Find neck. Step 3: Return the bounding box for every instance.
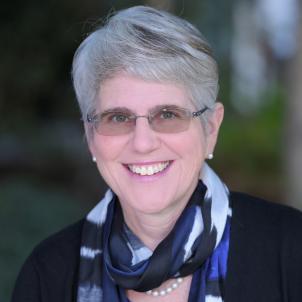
[118,174,200,250]
[121,183,198,251]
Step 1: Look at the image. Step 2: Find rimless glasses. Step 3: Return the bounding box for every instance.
[86,105,209,136]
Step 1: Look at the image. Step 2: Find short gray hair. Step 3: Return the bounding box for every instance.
[72,6,219,120]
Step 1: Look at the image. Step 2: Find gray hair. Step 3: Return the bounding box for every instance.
[72,6,219,121]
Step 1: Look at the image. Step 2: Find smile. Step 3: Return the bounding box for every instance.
[127,161,170,176]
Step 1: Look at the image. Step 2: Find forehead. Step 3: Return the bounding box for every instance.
[97,74,192,111]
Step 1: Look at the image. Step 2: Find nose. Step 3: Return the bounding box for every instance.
[131,117,161,153]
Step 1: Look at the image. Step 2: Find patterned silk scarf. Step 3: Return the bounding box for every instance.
[77,163,232,301]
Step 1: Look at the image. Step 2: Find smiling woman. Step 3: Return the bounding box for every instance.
[88,75,222,226]
[11,5,302,302]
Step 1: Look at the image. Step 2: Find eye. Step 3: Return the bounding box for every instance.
[111,113,129,123]
[158,108,184,120]
[100,111,132,124]
[160,110,176,119]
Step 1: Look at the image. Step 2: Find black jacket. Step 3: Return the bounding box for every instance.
[11,192,302,302]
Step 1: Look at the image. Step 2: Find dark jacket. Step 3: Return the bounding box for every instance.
[11,192,302,302]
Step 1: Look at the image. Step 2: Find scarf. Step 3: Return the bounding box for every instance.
[77,163,232,302]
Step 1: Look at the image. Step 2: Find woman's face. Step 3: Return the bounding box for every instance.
[88,74,223,216]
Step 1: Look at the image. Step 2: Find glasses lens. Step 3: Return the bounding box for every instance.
[89,106,195,136]
[94,111,135,136]
[151,107,190,133]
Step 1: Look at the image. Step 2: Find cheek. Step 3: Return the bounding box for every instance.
[89,136,127,185]
[91,136,124,161]
[182,126,206,160]
[189,130,207,166]
[168,129,206,176]
[91,136,123,188]
[181,138,204,172]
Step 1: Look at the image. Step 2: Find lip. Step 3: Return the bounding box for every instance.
[124,160,171,166]
[123,160,173,182]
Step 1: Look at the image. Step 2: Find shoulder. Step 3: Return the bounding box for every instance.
[229,191,302,263]
[31,219,84,262]
[226,192,302,301]
[230,191,302,231]
[25,219,85,280]
[11,220,85,302]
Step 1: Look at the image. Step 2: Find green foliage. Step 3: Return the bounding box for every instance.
[214,89,285,199]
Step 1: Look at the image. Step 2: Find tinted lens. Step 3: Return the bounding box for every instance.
[95,111,135,136]
[150,107,190,133]
[88,106,196,136]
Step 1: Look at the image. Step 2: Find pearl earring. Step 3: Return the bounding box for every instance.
[207,153,214,160]
[92,156,97,162]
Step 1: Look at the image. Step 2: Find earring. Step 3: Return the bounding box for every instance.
[92,156,97,162]
[207,153,214,160]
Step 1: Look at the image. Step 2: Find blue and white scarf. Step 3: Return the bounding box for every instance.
[77,163,232,301]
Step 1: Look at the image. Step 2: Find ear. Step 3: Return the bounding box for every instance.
[205,102,224,156]
[84,122,96,159]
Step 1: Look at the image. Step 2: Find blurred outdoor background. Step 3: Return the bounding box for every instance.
[1,0,302,300]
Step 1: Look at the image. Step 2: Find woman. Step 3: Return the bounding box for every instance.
[12,6,302,302]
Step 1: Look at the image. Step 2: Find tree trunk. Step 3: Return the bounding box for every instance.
[284,14,302,210]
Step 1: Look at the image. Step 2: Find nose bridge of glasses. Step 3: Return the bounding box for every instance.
[131,113,160,151]
[131,113,159,136]
[134,114,153,124]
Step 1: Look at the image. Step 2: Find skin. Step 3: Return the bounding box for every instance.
[88,73,224,300]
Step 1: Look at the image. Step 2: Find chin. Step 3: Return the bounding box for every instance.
[120,191,176,215]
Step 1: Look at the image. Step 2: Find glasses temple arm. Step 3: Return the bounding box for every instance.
[192,107,209,117]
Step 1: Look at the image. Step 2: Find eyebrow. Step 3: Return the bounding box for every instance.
[101,107,133,114]
[101,104,185,114]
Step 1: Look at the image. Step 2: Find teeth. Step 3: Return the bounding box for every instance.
[128,162,170,176]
